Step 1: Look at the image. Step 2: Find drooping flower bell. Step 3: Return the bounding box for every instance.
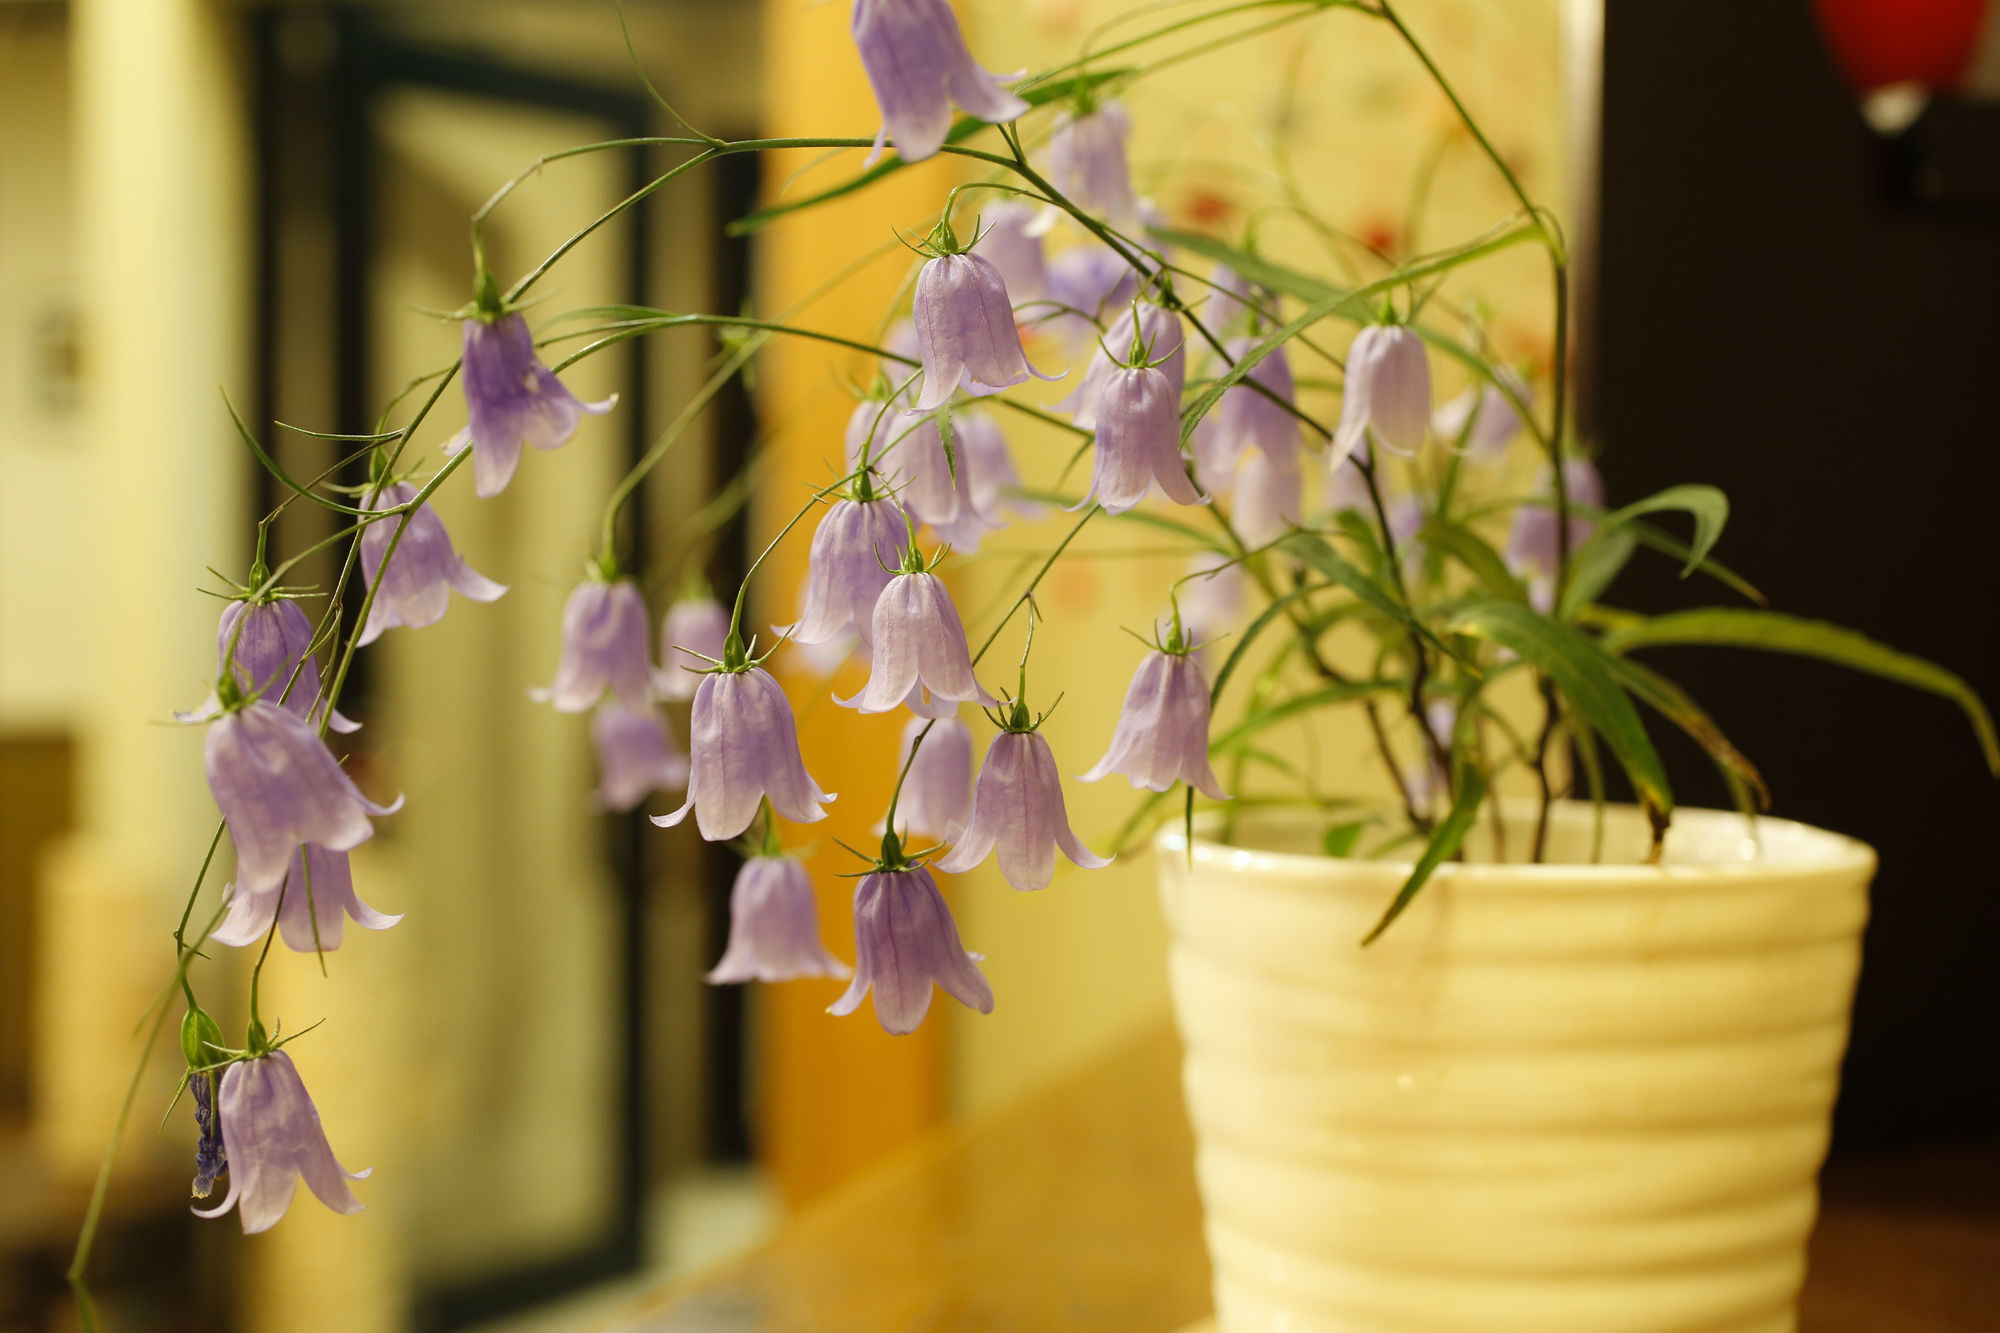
[1213,337,1301,470]
[840,540,996,716]
[193,1050,368,1234]
[532,577,655,713]
[912,237,1059,411]
[1062,300,1186,432]
[928,409,1040,553]
[829,863,992,1035]
[1047,101,1139,228]
[1081,630,1228,800]
[1334,323,1432,464]
[707,854,851,984]
[1204,263,1265,336]
[971,201,1050,305]
[212,845,400,954]
[883,712,975,840]
[356,481,506,647]
[205,700,402,900]
[1506,457,1605,595]
[1231,444,1303,548]
[1434,368,1529,461]
[448,310,614,499]
[862,407,966,532]
[851,0,1029,166]
[1080,330,1205,515]
[656,595,730,702]
[655,665,834,841]
[591,700,690,812]
[182,598,357,734]
[937,695,1111,891]
[786,489,909,647]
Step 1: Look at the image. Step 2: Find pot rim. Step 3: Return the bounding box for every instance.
[1155,798,1877,887]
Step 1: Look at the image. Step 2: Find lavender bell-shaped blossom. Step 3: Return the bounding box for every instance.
[938,727,1111,891]
[841,564,996,715]
[213,844,400,954]
[655,668,833,840]
[971,201,1049,304]
[1081,647,1228,799]
[1047,102,1139,227]
[1335,324,1431,464]
[884,409,967,531]
[1191,415,1234,497]
[657,596,730,701]
[707,855,851,983]
[1214,338,1301,469]
[852,0,1029,167]
[930,410,1040,552]
[447,312,615,499]
[1506,458,1605,603]
[182,599,358,734]
[913,250,1059,411]
[1232,445,1303,547]
[532,578,654,713]
[1205,264,1263,335]
[356,482,506,646]
[884,713,975,840]
[787,493,908,647]
[829,864,992,1035]
[1046,243,1140,345]
[192,1051,368,1234]
[1434,369,1528,461]
[205,700,402,899]
[1084,363,1205,515]
[1062,301,1186,431]
[591,700,690,812]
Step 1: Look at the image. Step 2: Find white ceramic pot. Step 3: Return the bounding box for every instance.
[1157,802,1876,1333]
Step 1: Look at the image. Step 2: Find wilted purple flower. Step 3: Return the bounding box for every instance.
[447,313,614,499]
[1061,301,1186,431]
[852,0,1029,167]
[212,845,400,954]
[913,251,1057,411]
[929,410,1040,552]
[591,701,690,812]
[1044,243,1140,345]
[655,668,833,840]
[1506,458,1605,582]
[192,1051,367,1234]
[1047,101,1139,226]
[707,856,850,983]
[971,201,1049,304]
[182,599,357,734]
[1335,324,1431,462]
[657,597,730,701]
[841,569,996,715]
[1214,338,1300,470]
[938,728,1111,891]
[1434,369,1529,461]
[356,482,506,646]
[532,578,654,713]
[190,1071,225,1199]
[205,701,402,899]
[1083,364,1204,515]
[1231,443,1303,547]
[787,495,908,647]
[829,865,992,1035]
[1081,648,1228,799]
[884,713,975,840]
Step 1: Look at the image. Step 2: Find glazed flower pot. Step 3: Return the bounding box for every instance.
[1157,802,1876,1333]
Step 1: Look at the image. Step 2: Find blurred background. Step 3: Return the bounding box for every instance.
[0,1,1993,1330]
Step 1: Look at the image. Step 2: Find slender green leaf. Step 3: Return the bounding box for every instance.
[1625,519,1766,604]
[1211,680,1403,753]
[1362,766,1486,945]
[1605,608,2000,774]
[1594,653,1769,811]
[1421,518,1526,603]
[1276,532,1407,625]
[1558,527,1638,619]
[1601,484,1730,577]
[1322,820,1368,857]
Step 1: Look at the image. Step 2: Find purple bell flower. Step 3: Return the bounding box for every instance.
[937,728,1111,891]
[204,701,402,900]
[356,482,506,646]
[446,312,615,499]
[1045,243,1140,345]
[971,201,1049,304]
[876,408,966,531]
[707,855,851,983]
[1214,337,1301,470]
[657,596,731,701]
[192,1051,368,1234]
[1083,363,1205,515]
[1081,648,1228,799]
[852,0,1029,167]
[1047,101,1139,227]
[1335,324,1431,463]
[840,568,996,715]
[1205,263,1264,335]
[912,251,1057,411]
[884,712,975,840]
[1434,368,1528,461]
[212,845,400,954]
[1061,301,1186,431]
[1232,445,1303,548]
[591,700,691,812]
[181,599,358,734]
[532,578,654,713]
[654,668,834,840]
[928,410,1039,552]
[829,865,992,1035]
[786,495,909,647]
[1506,458,1605,583]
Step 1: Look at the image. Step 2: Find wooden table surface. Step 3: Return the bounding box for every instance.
[608,1023,2000,1333]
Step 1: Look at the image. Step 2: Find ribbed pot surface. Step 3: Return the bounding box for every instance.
[1157,803,1875,1333]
